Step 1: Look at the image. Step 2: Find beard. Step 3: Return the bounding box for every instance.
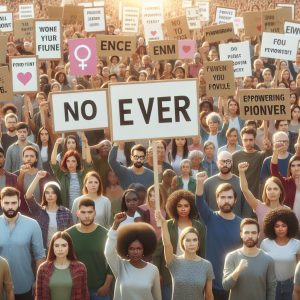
[244,238,258,248]
[80,219,94,227]
[3,208,19,218]
[219,203,234,213]
[220,166,232,174]
[7,127,16,133]
[133,162,143,168]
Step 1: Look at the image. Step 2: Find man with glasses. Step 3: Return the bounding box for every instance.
[109,143,154,189]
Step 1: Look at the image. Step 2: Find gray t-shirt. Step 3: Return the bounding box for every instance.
[168,256,214,300]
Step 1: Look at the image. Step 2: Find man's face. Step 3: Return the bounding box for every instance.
[23,150,37,167]
[16,128,28,142]
[217,153,232,174]
[131,150,145,168]
[241,224,259,248]
[216,190,235,213]
[1,195,20,218]
[77,205,95,226]
[5,117,17,132]
[242,133,255,151]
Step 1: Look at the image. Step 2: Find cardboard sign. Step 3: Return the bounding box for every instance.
[284,21,300,37]
[186,7,201,30]
[164,15,190,40]
[239,89,291,121]
[219,41,252,78]
[144,23,164,45]
[69,38,97,76]
[0,66,13,101]
[50,89,108,133]
[109,80,199,141]
[14,19,34,39]
[242,11,261,36]
[215,7,236,24]
[10,56,38,93]
[142,3,164,25]
[122,6,139,33]
[148,40,178,60]
[83,7,106,33]
[35,20,62,60]
[47,6,63,19]
[178,39,196,59]
[277,3,295,20]
[0,12,13,33]
[0,35,7,64]
[204,61,235,97]
[96,35,136,56]
[204,23,235,43]
[262,8,291,33]
[260,32,298,61]
[196,1,209,22]
[62,5,83,25]
[19,4,34,19]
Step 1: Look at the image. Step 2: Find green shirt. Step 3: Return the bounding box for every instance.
[49,267,72,300]
[66,225,109,289]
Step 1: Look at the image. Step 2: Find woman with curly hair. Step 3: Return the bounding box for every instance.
[153,190,205,300]
[261,208,300,300]
[104,213,161,300]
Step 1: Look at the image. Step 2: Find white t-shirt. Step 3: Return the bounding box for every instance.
[119,211,141,228]
[176,227,183,255]
[229,116,241,133]
[182,178,189,191]
[41,146,48,162]
[47,210,57,247]
[171,155,183,175]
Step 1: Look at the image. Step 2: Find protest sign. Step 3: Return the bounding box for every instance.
[164,16,190,40]
[0,35,7,64]
[204,23,235,43]
[186,7,201,30]
[35,20,62,60]
[14,19,34,39]
[196,1,209,22]
[178,40,196,59]
[148,40,178,60]
[94,1,105,6]
[233,17,244,33]
[204,61,235,97]
[242,11,261,36]
[78,2,93,7]
[50,89,108,133]
[83,7,106,33]
[215,7,236,24]
[260,32,298,61]
[284,21,300,37]
[62,5,83,25]
[144,23,164,45]
[182,0,192,8]
[96,35,136,56]
[19,4,34,19]
[0,12,13,33]
[69,38,97,76]
[0,6,7,12]
[239,89,291,121]
[10,56,38,93]
[262,8,291,33]
[47,6,63,19]
[109,80,199,141]
[142,3,164,25]
[219,41,251,78]
[122,6,139,33]
[0,66,13,101]
[277,3,295,20]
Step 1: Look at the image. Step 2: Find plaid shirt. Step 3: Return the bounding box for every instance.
[36,261,89,300]
[26,196,73,248]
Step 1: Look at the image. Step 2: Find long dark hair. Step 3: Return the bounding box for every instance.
[171,138,189,161]
[41,182,62,207]
[36,127,52,161]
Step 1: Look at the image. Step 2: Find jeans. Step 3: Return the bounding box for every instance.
[89,290,110,300]
[212,288,229,300]
[15,290,34,300]
[276,278,293,300]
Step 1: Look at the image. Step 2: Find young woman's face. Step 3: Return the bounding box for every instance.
[274,220,288,239]
[66,156,78,172]
[85,175,100,194]
[204,145,215,158]
[45,187,58,204]
[107,171,118,185]
[148,190,155,209]
[290,94,297,105]
[175,138,186,147]
[125,192,139,213]
[127,240,144,262]
[290,160,300,177]
[39,129,49,144]
[290,81,296,90]
[53,238,69,259]
[292,107,300,121]
[265,181,281,202]
[176,199,191,218]
[228,131,238,144]
[182,232,199,254]
[282,70,290,81]
[66,138,76,150]
[228,101,238,115]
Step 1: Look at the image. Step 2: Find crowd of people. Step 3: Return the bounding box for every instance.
[1,0,300,299]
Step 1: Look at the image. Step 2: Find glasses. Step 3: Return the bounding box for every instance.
[219,159,232,165]
[132,155,145,161]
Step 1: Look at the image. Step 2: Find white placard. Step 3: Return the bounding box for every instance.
[186,7,201,29]
[35,20,62,60]
[19,4,34,19]
[219,41,252,78]
[196,1,209,22]
[142,3,164,25]
[84,7,106,32]
[215,7,236,24]
[284,21,300,38]
[0,6,7,12]
[182,0,192,8]
[233,17,244,33]
[78,2,93,7]
[144,23,164,45]
[51,90,108,133]
[109,80,199,141]
[122,7,139,33]
[94,1,105,6]
[0,12,13,32]
[260,32,299,61]
[277,3,294,20]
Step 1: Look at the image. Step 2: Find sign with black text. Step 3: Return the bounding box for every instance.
[83,7,106,33]
[215,7,236,24]
[19,4,34,19]
[122,6,139,33]
[148,40,178,60]
[164,15,190,40]
[0,12,13,32]
[0,66,13,101]
[204,23,235,43]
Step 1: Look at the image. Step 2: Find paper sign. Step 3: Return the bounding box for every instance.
[62,5,83,25]
[196,1,209,22]
[50,89,108,133]
[204,23,235,43]
[178,39,196,59]
[10,56,38,93]
[109,80,199,141]
[0,6,7,12]
[277,3,295,20]
[78,2,93,7]
[148,40,178,60]
[19,4,34,19]
[215,7,236,24]
[83,7,106,33]
[239,89,291,121]
[204,61,235,97]
[182,0,192,8]
[284,21,300,37]
[260,32,298,61]
[144,23,164,45]
[142,3,164,25]
[94,1,105,6]
[122,6,139,33]
[233,17,244,33]
[14,19,34,39]
[96,35,136,56]
[164,15,190,40]
[47,6,63,19]
[0,66,13,101]
[0,35,7,64]
[69,38,97,76]
[242,11,261,36]
[219,41,251,78]
[186,7,201,29]
[0,12,13,32]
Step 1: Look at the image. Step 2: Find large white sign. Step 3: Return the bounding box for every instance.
[122,7,139,33]
[142,2,164,25]
[196,1,209,22]
[50,90,108,133]
[215,7,235,24]
[284,21,300,38]
[19,4,34,19]
[35,20,62,60]
[109,80,199,141]
[186,7,201,29]
[260,32,299,61]
[219,41,252,78]
[0,12,13,32]
[83,7,106,32]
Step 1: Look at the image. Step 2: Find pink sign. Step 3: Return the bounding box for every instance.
[69,38,97,76]
[178,39,196,59]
